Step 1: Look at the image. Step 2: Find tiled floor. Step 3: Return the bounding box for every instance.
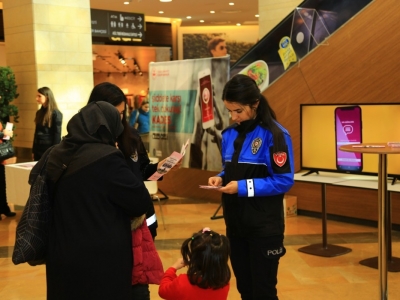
[1,198,400,299]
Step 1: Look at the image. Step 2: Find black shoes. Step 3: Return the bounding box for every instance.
[0,211,16,217]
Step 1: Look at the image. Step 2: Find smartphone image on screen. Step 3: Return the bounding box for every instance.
[198,69,215,129]
[334,106,363,172]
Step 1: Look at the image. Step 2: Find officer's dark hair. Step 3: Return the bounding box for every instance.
[222,74,286,152]
[181,229,231,289]
[87,82,140,158]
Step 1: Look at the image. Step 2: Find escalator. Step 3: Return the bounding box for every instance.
[230,0,373,91]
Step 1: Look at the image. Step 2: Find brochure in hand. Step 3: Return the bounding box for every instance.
[147,139,189,181]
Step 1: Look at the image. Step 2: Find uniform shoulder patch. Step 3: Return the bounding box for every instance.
[130,150,138,162]
[251,138,262,154]
[273,152,287,167]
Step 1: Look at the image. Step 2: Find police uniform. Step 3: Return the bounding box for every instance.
[126,128,159,239]
[217,118,294,300]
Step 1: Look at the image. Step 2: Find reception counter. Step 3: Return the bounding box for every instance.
[5,162,37,206]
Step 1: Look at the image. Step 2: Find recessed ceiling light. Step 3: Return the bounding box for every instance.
[123,1,130,4]
[159,11,164,14]
[160,0,172,2]
[236,23,241,26]
[229,2,235,5]
[255,14,259,17]
[210,11,215,14]
[200,20,204,23]
[186,16,191,19]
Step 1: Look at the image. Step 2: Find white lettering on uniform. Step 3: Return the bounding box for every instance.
[267,247,283,256]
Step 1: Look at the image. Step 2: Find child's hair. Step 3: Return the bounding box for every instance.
[181,227,231,289]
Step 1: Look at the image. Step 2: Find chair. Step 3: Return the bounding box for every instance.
[144,180,166,229]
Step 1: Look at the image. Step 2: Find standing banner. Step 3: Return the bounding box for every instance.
[149,56,230,171]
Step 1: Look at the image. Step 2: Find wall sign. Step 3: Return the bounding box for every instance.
[91,9,145,40]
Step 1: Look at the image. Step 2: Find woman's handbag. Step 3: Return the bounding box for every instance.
[0,140,15,161]
[12,150,52,266]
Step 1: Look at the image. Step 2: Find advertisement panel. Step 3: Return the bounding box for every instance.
[149,56,230,171]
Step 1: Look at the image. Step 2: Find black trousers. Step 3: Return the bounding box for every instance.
[131,284,150,300]
[0,164,11,214]
[229,235,286,300]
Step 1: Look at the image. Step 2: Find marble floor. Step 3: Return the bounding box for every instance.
[1,197,400,299]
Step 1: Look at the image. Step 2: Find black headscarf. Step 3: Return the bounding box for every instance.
[35,101,124,184]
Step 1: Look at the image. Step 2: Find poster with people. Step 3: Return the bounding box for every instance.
[148,56,230,171]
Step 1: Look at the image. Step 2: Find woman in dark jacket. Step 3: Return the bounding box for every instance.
[32,87,62,161]
[87,82,165,300]
[31,101,152,300]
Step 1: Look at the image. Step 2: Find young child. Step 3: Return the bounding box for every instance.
[158,227,231,300]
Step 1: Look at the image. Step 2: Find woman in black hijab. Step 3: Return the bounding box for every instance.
[31,101,151,300]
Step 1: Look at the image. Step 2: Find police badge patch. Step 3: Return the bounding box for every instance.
[130,151,138,162]
[251,138,262,154]
[273,152,287,167]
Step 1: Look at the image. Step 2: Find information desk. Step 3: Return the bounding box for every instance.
[340,143,400,300]
[5,162,37,206]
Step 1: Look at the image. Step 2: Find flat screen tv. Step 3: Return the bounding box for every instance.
[300,103,400,178]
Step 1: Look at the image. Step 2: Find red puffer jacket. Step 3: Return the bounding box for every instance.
[131,216,164,285]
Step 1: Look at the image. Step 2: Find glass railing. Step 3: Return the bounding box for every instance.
[230,0,373,92]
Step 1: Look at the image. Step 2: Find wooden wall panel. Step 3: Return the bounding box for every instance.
[158,168,221,203]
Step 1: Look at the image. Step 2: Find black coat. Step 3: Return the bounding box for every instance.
[33,108,63,160]
[36,102,152,300]
[45,151,151,299]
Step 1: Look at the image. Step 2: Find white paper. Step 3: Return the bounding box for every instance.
[3,122,13,140]
[199,185,222,190]
[147,139,190,181]
[147,151,182,181]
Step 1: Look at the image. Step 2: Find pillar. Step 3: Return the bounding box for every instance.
[3,0,94,149]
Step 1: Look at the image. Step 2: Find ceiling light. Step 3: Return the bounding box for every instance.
[255,14,259,17]
[159,11,164,14]
[160,0,172,2]
[210,11,215,14]
[186,16,191,19]
[229,2,235,5]
[200,20,204,23]
[123,1,130,4]
[236,23,241,26]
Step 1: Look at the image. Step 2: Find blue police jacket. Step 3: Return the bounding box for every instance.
[217,118,294,237]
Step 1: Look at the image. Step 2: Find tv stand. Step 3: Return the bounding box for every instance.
[302,170,319,176]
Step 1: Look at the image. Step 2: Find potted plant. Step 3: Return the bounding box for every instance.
[0,66,19,163]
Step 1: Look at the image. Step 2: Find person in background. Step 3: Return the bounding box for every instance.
[129,95,141,127]
[34,101,151,300]
[158,227,231,300]
[208,37,228,58]
[87,82,179,300]
[136,100,150,136]
[0,124,15,219]
[208,74,295,300]
[135,100,150,151]
[32,87,63,161]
